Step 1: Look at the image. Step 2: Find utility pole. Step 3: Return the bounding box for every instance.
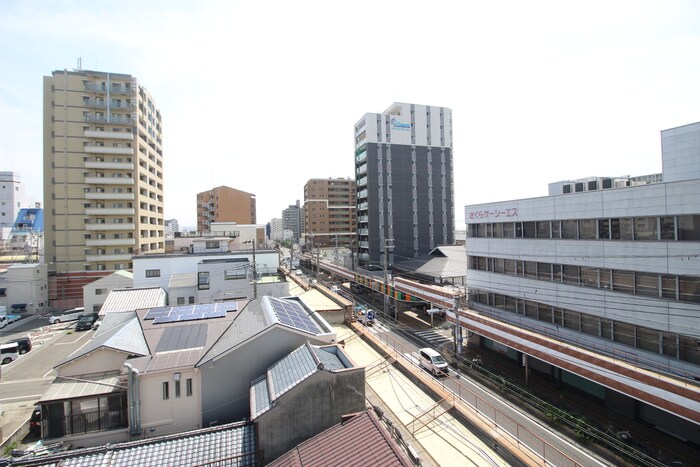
[252,238,257,299]
[383,238,394,319]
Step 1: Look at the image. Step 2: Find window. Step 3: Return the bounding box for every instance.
[162,382,169,400]
[561,220,577,239]
[523,222,536,238]
[177,297,185,305]
[198,272,210,290]
[146,269,160,278]
[189,296,195,304]
[598,219,610,239]
[578,219,596,239]
[678,215,700,241]
[95,288,107,295]
[636,272,659,297]
[175,380,181,398]
[205,240,219,249]
[634,216,657,240]
[536,221,550,239]
[225,268,247,280]
[186,378,193,396]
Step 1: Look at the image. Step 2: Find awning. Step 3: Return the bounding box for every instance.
[11,303,26,310]
[38,375,125,404]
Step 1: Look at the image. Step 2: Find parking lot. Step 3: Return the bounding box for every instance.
[1,313,95,449]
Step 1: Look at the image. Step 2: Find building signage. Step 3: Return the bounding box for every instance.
[468,208,518,220]
[390,117,411,131]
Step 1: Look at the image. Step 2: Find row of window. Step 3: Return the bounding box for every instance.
[470,289,700,365]
[468,215,700,241]
[163,378,193,399]
[468,256,700,304]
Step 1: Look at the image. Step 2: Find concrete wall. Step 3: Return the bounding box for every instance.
[257,368,366,463]
[83,273,133,313]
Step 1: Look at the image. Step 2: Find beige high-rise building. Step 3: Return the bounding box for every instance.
[43,69,164,305]
[196,186,256,233]
[304,178,356,247]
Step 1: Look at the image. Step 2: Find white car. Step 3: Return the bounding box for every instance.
[48,307,86,324]
[1,342,20,365]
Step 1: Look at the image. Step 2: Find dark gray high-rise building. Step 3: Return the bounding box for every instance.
[355,102,454,267]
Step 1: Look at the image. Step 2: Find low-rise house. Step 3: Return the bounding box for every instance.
[36,295,336,447]
[251,341,365,462]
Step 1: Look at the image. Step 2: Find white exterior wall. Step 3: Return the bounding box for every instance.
[139,369,201,436]
[359,102,452,149]
[83,272,133,313]
[465,178,700,339]
[662,121,700,183]
[0,263,48,313]
[0,171,25,229]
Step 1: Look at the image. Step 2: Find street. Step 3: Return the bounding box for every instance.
[1,315,94,446]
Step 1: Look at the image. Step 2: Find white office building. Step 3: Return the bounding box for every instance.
[463,121,700,442]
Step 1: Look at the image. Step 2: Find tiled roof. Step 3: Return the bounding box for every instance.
[267,409,411,467]
[12,421,257,467]
[250,342,349,418]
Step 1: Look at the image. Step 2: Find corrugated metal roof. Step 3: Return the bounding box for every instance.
[100,287,167,316]
[268,409,411,467]
[38,375,123,403]
[12,421,257,467]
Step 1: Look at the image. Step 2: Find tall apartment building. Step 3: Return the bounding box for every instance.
[303,178,356,247]
[354,102,454,267]
[196,186,256,233]
[0,171,28,229]
[282,201,302,241]
[43,69,164,305]
[462,121,700,441]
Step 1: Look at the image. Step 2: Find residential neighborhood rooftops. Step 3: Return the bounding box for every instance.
[98,286,166,316]
[11,421,258,467]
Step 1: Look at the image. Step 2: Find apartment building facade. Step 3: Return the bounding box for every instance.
[196,186,256,233]
[0,171,28,230]
[43,69,164,305]
[462,121,700,441]
[303,178,356,248]
[282,201,302,241]
[354,102,454,267]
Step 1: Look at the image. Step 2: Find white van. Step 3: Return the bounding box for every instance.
[1,342,20,365]
[48,307,86,324]
[419,347,448,376]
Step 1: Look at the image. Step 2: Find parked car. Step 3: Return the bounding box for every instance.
[1,342,20,364]
[75,313,99,331]
[4,336,32,354]
[48,307,85,324]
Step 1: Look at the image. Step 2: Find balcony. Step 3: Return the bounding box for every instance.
[358,202,368,211]
[84,146,134,155]
[358,215,368,223]
[358,228,369,236]
[85,223,135,231]
[84,114,134,125]
[358,189,367,199]
[359,241,369,249]
[86,238,135,247]
[84,130,133,140]
[84,176,134,185]
[84,161,135,170]
[84,192,134,201]
[86,253,132,262]
[85,208,135,216]
[356,150,367,163]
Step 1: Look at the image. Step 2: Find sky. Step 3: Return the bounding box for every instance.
[1,0,700,230]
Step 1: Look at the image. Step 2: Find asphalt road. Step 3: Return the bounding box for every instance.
[1,315,94,446]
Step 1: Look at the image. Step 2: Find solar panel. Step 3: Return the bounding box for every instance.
[145,307,171,320]
[218,302,237,313]
[204,310,226,319]
[268,297,321,334]
[154,315,178,324]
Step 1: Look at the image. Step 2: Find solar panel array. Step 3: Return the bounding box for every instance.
[268,298,321,334]
[145,302,238,324]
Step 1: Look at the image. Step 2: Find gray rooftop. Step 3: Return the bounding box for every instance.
[250,342,349,418]
[12,421,257,467]
[56,313,149,368]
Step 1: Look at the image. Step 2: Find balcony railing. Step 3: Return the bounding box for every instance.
[44,407,128,438]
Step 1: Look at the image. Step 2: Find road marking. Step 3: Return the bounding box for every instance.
[55,331,92,345]
[0,394,44,402]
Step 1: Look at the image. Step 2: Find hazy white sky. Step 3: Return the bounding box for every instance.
[2,0,699,229]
